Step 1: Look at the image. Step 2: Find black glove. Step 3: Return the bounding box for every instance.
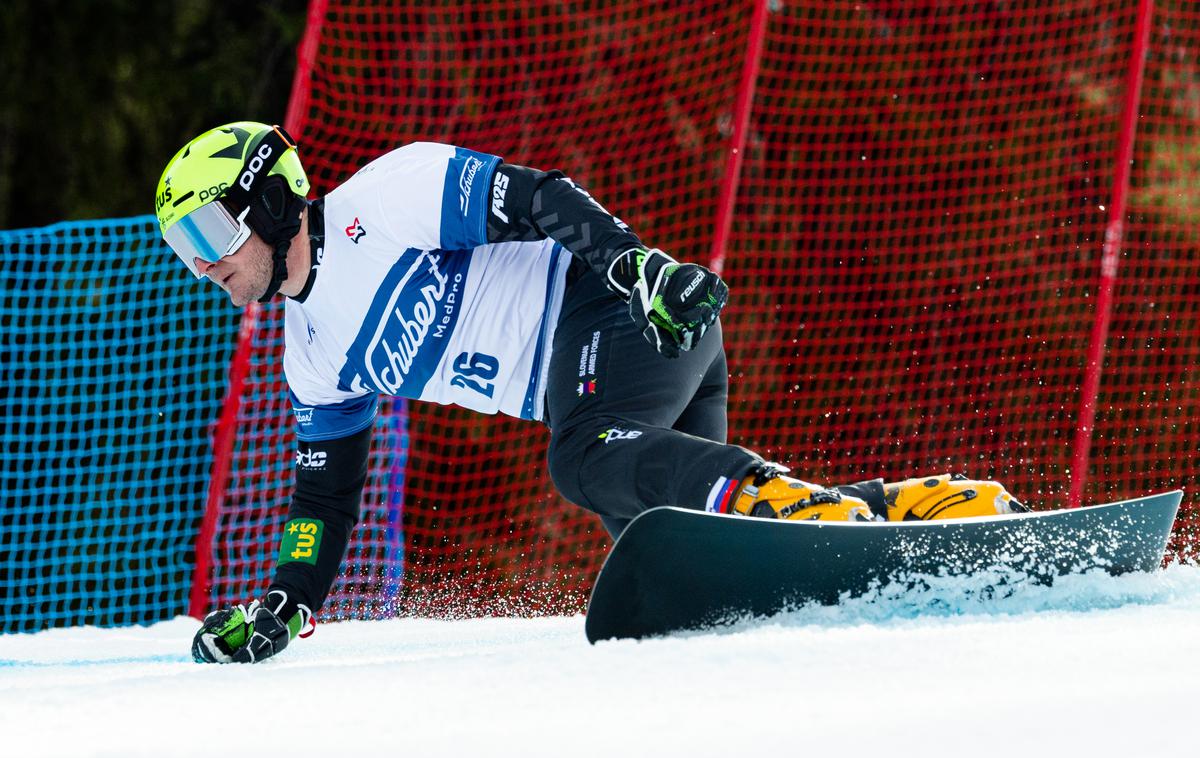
[622,248,728,358]
[192,589,312,664]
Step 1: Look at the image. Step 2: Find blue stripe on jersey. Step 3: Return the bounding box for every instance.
[439,147,500,249]
[520,244,568,420]
[336,248,472,399]
[291,391,378,441]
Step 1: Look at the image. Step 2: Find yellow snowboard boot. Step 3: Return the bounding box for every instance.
[883,473,1027,521]
[731,468,874,522]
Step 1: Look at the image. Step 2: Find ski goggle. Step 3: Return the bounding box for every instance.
[163,201,253,278]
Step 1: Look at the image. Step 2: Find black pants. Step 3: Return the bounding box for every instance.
[545,264,760,537]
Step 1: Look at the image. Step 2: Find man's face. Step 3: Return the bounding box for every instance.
[194,231,273,308]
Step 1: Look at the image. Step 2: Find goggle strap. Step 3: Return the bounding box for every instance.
[223,125,297,211]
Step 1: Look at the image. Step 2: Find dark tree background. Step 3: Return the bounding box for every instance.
[0,0,308,229]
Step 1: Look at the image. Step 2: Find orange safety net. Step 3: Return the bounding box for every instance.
[200,0,1200,618]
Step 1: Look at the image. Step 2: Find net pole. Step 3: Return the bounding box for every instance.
[708,0,770,276]
[187,0,329,618]
[1067,0,1154,509]
[284,0,329,136]
[188,307,261,617]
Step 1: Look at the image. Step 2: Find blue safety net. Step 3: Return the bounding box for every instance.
[0,215,239,632]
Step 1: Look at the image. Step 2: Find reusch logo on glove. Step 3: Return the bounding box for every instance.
[278,518,324,565]
[681,270,705,300]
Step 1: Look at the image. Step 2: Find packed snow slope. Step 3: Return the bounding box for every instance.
[3,565,1200,758]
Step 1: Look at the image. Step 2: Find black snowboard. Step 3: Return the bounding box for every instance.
[585,490,1182,643]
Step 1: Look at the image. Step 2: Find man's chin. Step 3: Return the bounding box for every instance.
[229,285,268,308]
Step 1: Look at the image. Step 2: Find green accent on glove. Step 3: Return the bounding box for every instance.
[647,260,684,338]
[277,518,324,566]
[285,612,304,640]
[192,605,252,663]
[212,608,249,648]
[650,297,682,339]
[635,249,648,271]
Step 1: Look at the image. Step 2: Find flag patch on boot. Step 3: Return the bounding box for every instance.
[706,477,740,513]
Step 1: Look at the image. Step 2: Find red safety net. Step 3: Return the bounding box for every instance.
[197,0,1200,618]
[1103,0,1200,557]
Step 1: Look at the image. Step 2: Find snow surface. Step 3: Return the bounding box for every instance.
[4,565,1200,758]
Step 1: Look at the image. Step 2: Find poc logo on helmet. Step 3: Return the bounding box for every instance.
[296,449,327,469]
[238,143,274,191]
[198,182,229,203]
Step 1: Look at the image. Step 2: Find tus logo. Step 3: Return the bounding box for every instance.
[279,518,324,565]
[598,428,643,444]
[345,217,366,244]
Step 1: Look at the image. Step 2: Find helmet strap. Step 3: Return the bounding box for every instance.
[240,175,306,303]
[258,238,291,303]
[222,126,299,211]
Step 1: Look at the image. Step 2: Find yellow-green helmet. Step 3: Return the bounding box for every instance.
[156,122,310,299]
[155,121,309,237]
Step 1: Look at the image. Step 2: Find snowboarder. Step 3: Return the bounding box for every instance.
[156,123,1024,663]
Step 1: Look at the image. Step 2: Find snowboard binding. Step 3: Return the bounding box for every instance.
[731,465,875,522]
[883,473,1028,521]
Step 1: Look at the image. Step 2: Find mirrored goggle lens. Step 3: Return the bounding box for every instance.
[163,202,251,278]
